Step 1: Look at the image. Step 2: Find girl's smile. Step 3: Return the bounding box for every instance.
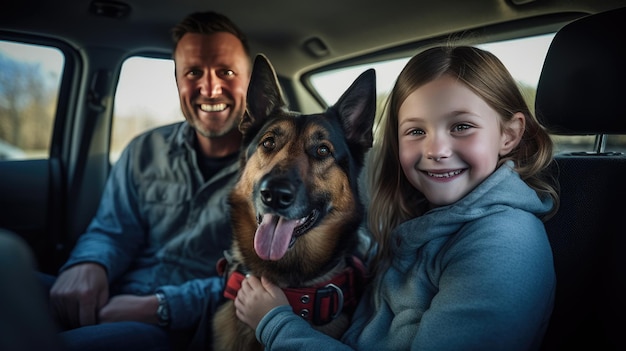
[423,168,466,181]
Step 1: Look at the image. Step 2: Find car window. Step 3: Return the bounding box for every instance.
[308,33,612,155]
[111,56,182,163]
[0,40,64,161]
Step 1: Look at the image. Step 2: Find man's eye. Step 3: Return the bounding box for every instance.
[221,69,235,77]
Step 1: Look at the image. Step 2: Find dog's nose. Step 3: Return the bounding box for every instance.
[260,178,296,209]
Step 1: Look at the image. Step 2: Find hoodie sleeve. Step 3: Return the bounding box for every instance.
[157,276,224,330]
[256,305,357,351]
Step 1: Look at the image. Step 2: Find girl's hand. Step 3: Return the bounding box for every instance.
[235,275,289,330]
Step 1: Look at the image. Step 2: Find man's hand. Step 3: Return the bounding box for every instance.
[234,275,289,330]
[49,263,109,329]
[98,294,160,324]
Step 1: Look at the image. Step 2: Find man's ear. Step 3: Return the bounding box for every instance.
[499,112,525,156]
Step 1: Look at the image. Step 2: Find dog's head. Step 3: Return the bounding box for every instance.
[229,54,375,283]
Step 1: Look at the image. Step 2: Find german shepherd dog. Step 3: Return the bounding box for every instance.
[212,54,375,351]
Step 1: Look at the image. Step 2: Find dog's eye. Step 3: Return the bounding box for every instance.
[317,145,330,157]
[262,138,276,150]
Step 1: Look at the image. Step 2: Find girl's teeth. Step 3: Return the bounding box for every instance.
[428,169,462,178]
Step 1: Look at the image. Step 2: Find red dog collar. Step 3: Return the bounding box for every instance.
[223,256,367,326]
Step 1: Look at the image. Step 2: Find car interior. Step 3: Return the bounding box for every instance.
[1,0,625,349]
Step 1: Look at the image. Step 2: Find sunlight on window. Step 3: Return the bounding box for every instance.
[310,57,408,105]
[309,34,556,106]
[0,40,64,160]
[478,34,554,87]
[112,56,183,162]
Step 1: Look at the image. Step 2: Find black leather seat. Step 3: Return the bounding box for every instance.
[535,7,626,351]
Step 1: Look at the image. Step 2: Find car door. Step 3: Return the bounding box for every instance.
[0,34,116,274]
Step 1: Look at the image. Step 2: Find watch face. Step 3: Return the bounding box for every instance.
[156,293,170,326]
[157,305,167,318]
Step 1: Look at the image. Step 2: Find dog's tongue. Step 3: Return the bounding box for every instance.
[254,214,297,261]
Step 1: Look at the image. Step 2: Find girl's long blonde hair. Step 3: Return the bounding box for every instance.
[366,45,559,271]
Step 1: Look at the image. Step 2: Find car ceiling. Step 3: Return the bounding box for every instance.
[1,0,625,79]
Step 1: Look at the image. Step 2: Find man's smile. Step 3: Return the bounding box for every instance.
[200,103,228,112]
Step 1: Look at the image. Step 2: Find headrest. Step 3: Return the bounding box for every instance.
[535,7,626,135]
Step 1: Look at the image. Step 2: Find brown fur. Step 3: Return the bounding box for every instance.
[212,54,376,350]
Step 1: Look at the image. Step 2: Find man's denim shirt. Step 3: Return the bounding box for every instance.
[61,121,240,329]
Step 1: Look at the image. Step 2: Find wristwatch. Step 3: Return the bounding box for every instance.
[155,292,170,327]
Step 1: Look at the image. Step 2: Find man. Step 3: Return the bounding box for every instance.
[47,11,251,350]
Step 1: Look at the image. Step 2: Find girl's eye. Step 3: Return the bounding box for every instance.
[453,124,472,132]
[408,129,425,136]
[262,138,276,150]
[317,145,330,157]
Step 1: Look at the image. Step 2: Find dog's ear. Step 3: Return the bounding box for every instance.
[240,54,286,135]
[330,69,376,149]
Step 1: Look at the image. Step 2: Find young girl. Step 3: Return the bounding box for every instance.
[234,45,559,350]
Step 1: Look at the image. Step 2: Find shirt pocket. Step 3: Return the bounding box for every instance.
[140,180,189,232]
[142,180,187,205]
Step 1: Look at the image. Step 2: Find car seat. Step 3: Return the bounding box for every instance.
[535,6,626,351]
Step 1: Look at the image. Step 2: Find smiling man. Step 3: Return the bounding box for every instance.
[43,11,252,351]
[174,30,250,155]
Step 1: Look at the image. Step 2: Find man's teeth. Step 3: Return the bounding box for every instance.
[200,103,227,112]
[427,169,462,178]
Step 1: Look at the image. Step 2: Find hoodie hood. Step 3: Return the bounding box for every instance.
[391,161,553,259]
